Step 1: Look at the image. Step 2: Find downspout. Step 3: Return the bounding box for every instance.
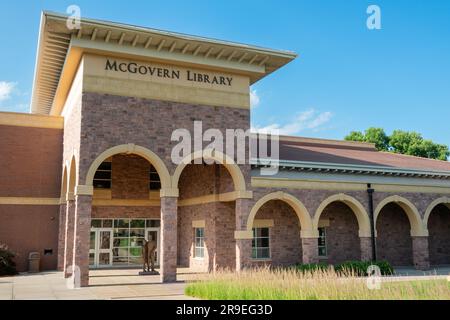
[367,184,377,261]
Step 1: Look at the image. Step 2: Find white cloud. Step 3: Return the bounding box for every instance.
[0,81,16,102]
[252,109,333,135]
[250,89,260,108]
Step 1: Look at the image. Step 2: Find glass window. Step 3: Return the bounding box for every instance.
[115,219,130,228]
[91,220,102,228]
[130,220,145,228]
[149,166,162,191]
[252,228,270,259]
[194,228,205,258]
[93,161,112,189]
[318,227,327,257]
[146,220,160,228]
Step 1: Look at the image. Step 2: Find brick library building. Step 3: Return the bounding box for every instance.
[0,12,449,287]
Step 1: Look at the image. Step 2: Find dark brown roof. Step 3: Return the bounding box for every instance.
[275,136,450,173]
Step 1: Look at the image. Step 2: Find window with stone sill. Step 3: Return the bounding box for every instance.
[194,227,205,258]
[318,227,327,258]
[252,227,270,260]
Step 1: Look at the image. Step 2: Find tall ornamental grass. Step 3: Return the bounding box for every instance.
[185,267,450,300]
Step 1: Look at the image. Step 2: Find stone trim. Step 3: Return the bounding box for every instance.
[313,193,371,238]
[0,197,60,206]
[172,149,248,193]
[374,195,427,237]
[253,219,274,228]
[192,220,206,228]
[247,191,316,238]
[85,144,172,190]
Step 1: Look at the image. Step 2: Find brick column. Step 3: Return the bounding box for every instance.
[64,200,75,278]
[71,195,92,288]
[360,237,373,262]
[412,236,430,270]
[160,196,178,283]
[302,238,319,264]
[235,198,252,271]
[57,203,67,271]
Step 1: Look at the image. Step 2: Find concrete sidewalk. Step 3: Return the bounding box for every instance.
[0,269,198,300]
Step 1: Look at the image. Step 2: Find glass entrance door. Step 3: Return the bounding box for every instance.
[145,228,160,266]
[89,228,113,268]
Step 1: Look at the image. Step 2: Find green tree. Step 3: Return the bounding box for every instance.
[363,127,390,151]
[345,127,389,151]
[345,128,449,161]
[344,131,365,142]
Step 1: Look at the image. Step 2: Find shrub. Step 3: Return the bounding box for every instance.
[291,261,394,276]
[294,263,330,273]
[0,244,18,276]
[335,261,394,276]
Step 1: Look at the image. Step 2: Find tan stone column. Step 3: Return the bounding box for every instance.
[63,199,75,278]
[235,198,252,271]
[57,202,67,271]
[412,236,430,270]
[71,194,92,287]
[160,196,178,283]
[360,237,373,262]
[301,238,319,264]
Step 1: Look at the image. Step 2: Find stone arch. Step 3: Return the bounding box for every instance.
[313,194,371,237]
[85,144,172,192]
[67,155,77,199]
[172,149,247,193]
[247,192,315,238]
[424,197,450,228]
[374,195,426,236]
[61,165,68,200]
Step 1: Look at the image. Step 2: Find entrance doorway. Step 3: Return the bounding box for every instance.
[90,229,113,268]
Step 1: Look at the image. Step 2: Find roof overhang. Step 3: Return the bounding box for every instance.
[31,11,298,115]
[251,159,450,180]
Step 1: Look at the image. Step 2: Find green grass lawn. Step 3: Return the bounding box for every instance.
[185,269,450,300]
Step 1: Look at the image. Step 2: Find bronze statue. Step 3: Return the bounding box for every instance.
[142,239,157,273]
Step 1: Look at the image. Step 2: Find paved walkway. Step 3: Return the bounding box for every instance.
[0,269,198,300]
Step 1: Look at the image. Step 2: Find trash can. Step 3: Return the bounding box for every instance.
[28,252,40,273]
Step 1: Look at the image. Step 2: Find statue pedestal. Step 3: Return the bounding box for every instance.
[139,271,160,276]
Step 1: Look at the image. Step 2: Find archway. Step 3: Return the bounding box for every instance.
[85,144,171,192]
[374,196,424,266]
[172,149,247,193]
[68,156,77,198]
[61,165,68,200]
[246,192,313,265]
[247,192,313,236]
[313,194,370,264]
[425,197,450,266]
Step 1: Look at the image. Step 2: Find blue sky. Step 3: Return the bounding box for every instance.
[1,0,449,146]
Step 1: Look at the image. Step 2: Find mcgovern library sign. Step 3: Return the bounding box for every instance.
[105,59,234,87]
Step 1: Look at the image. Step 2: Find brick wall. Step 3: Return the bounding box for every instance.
[320,202,361,264]
[252,200,303,266]
[79,93,251,188]
[376,203,413,266]
[0,125,63,272]
[111,154,151,199]
[0,205,60,271]
[92,206,160,219]
[428,204,450,265]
